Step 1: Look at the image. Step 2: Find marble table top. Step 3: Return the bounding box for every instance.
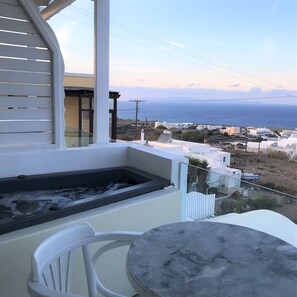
[126,221,297,297]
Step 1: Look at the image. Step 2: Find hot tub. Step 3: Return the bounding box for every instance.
[0,167,170,235]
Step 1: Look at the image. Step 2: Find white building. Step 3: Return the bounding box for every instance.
[154,121,194,129]
[197,124,223,131]
[280,129,297,137]
[271,135,297,158]
[247,135,297,158]
[249,127,273,136]
[134,137,241,194]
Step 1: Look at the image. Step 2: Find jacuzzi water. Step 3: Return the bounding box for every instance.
[0,182,133,220]
[0,167,170,235]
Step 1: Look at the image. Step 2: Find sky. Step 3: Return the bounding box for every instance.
[48,0,297,104]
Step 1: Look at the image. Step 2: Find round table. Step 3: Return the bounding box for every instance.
[127,221,297,297]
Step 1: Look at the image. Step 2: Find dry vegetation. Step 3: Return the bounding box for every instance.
[230,150,297,196]
[226,150,297,222]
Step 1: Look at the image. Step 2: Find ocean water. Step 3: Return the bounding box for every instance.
[118,101,297,129]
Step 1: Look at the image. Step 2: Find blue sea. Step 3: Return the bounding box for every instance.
[118,101,297,129]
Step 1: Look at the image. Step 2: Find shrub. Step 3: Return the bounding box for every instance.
[249,196,276,210]
[183,131,204,143]
[120,135,134,141]
[187,156,208,169]
[187,125,197,130]
[156,125,167,130]
[187,157,209,193]
[261,182,287,193]
[266,150,287,160]
[219,199,237,215]
[230,190,240,200]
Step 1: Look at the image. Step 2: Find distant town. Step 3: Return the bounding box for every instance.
[153,121,297,158]
[117,119,297,202]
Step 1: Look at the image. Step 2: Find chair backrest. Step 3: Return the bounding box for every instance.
[29,223,96,296]
[28,223,142,297]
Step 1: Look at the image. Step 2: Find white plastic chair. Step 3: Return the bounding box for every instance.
[206,210,297,247]
[27,223,141,297]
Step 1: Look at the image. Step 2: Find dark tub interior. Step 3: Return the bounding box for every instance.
[0,167,170,235]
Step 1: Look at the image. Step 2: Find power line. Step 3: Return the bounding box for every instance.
[110,32,297,98]
[63,6,297,97]
[111,21,296,94]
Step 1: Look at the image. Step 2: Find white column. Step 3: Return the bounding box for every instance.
[94,0,110,144]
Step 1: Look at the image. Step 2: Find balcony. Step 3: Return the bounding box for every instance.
[0,1,296,296]
[181,162,297,223]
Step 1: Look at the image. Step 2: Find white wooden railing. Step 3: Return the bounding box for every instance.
[0,0,65,148]
[186,192,215,221]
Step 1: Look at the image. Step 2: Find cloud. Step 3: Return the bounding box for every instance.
[250,87,263,94]
[110,85,295,104]
[258,37,278,56]
[136,78,145,82]
[229,84,240,88]
[54,21,78,52]
[187,83,200,87]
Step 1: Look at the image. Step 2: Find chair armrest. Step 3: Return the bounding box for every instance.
[93,231,143,242]
[27,281,83,297]
[86,231,143,297]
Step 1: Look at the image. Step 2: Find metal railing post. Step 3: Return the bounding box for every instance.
[180,162,188,222]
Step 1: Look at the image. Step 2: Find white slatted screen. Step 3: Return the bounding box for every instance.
[0,0,53,146]
[186,192,215,221]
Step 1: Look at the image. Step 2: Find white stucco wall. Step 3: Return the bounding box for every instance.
[0,142,187,296]
[0,188,182,297]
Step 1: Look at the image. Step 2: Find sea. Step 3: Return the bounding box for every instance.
[118,101,297,129]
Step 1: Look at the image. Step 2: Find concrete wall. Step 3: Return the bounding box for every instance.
[128,144,187,188]
[0,143,185,181]
[0,188,182,297]
[0,144,128,179]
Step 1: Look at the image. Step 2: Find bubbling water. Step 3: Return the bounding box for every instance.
[0,182,132,220]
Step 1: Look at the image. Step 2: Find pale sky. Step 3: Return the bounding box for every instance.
[48,0,297,103]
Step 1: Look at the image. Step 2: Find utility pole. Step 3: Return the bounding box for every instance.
[130,99,145,140]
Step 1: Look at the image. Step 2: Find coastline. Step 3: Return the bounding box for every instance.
[118,101,297,130]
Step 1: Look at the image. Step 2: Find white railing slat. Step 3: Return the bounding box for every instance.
[0,109,52,120]
[0,97,52,108]
[0,17,37,34]
[0,70,51,85]
[0,45,51,61]
[0,132,53,145]
[0,31,46,48]
[0,0,19,5]
[0,58,51,73]
[0,120,52,133]
[0,83,52,97]
[0,2,27,20]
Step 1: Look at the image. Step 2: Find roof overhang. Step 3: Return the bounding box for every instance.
[34,0,76,20]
